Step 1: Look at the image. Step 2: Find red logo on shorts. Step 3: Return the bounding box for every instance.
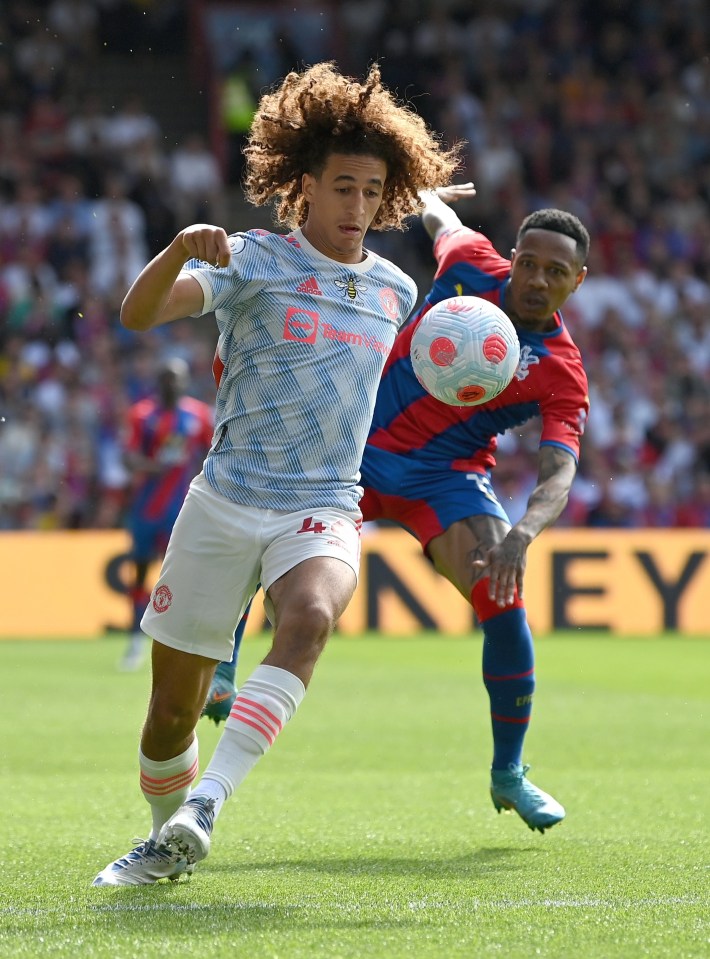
[152,584,173,613]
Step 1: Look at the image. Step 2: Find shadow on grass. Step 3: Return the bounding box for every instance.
[0,848,548,941]
[78,849,542,933]
[203,845,542,879]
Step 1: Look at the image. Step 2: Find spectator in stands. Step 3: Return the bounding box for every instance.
[87,172,149,299]
[103,93,161,159]
[169,132,225,228]
[1,0,709,534]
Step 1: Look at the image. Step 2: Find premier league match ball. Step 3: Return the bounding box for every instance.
[410,295,520,406]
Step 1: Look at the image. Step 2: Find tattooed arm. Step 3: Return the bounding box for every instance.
[472,446,578,606]
[512,446,578,545]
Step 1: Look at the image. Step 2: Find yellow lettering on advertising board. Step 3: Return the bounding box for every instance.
[0,529,708,638]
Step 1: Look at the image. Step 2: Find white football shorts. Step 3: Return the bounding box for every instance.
[141,472,362,661]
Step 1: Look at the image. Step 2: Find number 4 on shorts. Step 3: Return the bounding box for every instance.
[297,516,326,534]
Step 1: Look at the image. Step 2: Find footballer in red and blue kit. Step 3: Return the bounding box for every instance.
[362,224,589,544]
[126,396,213,557]
[359,198,591,831]
[124,386,214,637]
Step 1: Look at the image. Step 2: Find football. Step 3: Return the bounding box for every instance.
[410,295,520,406]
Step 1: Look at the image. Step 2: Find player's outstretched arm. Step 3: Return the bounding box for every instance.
[418,182,476,241]
[472,446,577,607]
[513,445,578,547]
[121,225,231,331]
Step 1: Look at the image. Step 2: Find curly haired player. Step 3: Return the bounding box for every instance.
[93,62,459,886]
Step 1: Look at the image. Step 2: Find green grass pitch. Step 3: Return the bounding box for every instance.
[0,634,708,959]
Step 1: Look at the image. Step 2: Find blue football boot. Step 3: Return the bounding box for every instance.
[490,764,565,833]
[201,662,237,726]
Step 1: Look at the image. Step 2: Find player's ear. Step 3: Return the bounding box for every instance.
[509,247,516,260]
[574,265,588,291]
[302,172,315,202]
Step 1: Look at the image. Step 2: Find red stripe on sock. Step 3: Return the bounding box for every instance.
[140,759,198,796]
[236,696,282,730]
[491,713,531,725]
[139,758,198,787]
[483,667,535,681]
[231,702,281,739]
[140,769,197,796]
[230,708,278,746]
[230,699,283,737]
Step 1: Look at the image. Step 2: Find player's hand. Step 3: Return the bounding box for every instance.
[434,182,476,205]
[179,224,232,268]
[471,532,527,608]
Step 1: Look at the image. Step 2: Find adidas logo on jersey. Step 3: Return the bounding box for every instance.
[296,276,323,295]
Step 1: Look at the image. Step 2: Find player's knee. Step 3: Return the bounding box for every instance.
[278,595,336,649]
[146,694,200,742]
[301,596,337,642]
[471,579,524,623]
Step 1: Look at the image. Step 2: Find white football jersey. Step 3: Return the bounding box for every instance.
[185,227,416,511]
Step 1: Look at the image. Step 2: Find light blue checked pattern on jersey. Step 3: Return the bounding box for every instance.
[186,227,417,512]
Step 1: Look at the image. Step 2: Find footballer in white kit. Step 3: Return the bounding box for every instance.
[141,225,416,662]
[93,61,459,888]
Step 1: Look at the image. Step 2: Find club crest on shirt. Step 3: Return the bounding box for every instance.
[379,287,399,320]
[514,345,541,381]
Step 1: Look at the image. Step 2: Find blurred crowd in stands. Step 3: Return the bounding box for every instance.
[0,0,709,533]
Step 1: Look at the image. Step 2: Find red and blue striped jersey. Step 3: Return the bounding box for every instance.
[367,225,589,473]
[125,396,214,522]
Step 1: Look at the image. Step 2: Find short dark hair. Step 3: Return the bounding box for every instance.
[517,209,590,265]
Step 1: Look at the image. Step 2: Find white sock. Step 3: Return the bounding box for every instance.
[139,739,199,841]
[188,778,229,818]
[193,665,305,816]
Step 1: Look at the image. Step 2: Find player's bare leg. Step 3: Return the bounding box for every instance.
[94,644,219,885]
[160,556,357,865]
[141,643,219,759]
[262,555,356,684]
[428,516,565,832]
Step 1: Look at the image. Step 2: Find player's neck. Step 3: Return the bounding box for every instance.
[514,316,558,333]
[299,223,366,265]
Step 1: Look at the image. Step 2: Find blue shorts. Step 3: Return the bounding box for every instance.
[128,513,176,563]
[360,445,509,548]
